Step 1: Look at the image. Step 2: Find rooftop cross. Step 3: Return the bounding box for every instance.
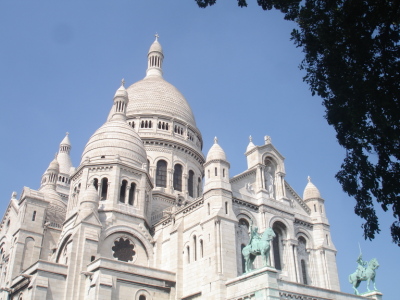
[155,33,159,41]
[121,78,125,87]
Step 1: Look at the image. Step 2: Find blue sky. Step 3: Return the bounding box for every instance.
[0,1,396,297]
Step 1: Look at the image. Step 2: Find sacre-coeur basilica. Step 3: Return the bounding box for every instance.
[0,37,383,300]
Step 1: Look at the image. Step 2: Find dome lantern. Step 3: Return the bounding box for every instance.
[146,34,164,78]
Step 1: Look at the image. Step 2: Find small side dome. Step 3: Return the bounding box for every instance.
[303,176,322,200]
[80,182,99,204]
[206,137,227,161]
[246,135,256,152]
[48,157,60,172]
[42,188,66,209]
[114,81,129,98]
[81,120,147,167]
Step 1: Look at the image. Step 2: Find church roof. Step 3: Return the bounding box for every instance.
[206,137,227,161]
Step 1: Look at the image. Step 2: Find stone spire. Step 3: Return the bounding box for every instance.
[57,132,73,175]
[146,34,164,78]
[246,135,255,152]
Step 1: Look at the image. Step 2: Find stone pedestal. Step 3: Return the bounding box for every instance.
[226,267,279,300]
[362,291,383,300]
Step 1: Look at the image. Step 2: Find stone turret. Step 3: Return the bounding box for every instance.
[204,137,231,192]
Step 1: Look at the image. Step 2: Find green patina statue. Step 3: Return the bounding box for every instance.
[241,223,276,273]
[349,253,379,295]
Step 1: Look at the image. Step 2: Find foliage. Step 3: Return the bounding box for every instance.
[196,0,400,245]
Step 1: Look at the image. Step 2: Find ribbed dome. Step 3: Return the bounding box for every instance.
[126,76,196,126]
[206,137,227,161]
[303,177,322,200]
[81,119,147,167]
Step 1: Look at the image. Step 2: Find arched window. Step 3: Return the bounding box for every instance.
[272,222,286,271]
[101,178,108,200]
[241,244,246,274]
[32,211,36,221]
[128,183,136,205]
[139,295,146,300]
[156,160,167,187]
[173,164,183,191]
[208,203,210,215]
[93,178,99,190]
[119,180,127,203]
[215,167,217,176]
[187,246,190,263]
[298,236,309,285]
[188,170,194,197]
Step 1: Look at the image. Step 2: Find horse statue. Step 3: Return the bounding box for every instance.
[349,255,379,295]
[242,226,276,273]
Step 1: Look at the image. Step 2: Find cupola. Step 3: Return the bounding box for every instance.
[204,137,231,193]
[303,176,322,200]
[146,34,164,77]
[40,156,60,190]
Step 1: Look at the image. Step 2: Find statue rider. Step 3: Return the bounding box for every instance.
[356,253,367,279]
[248,222,262,252]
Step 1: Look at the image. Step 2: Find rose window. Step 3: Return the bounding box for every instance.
[112,237,136,262]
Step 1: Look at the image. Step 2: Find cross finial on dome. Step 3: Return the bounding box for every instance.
[249,135,253,142]
[66,132,69,136]
[214,136,218,144]
[121,78,125,87]
[155,33,159,41]
[308,176,311,182]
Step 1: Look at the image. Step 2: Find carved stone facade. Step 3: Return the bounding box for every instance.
[0,38,383,300]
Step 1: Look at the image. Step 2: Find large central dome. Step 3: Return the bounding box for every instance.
[125,37,196,128]
[126,75,196,127]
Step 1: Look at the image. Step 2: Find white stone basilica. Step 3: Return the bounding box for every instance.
[0,38,383,300]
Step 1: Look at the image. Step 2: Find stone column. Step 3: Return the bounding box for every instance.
[183,173,188,197]
[293,244,300,283]
[168,168,174,193]
[134,188,140,208]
